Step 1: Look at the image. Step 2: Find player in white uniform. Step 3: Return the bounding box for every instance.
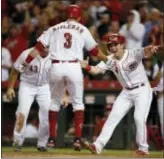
[6,47,52,152]
[153,62,164,139]
[21,5,107,150]
[81,34,162,156]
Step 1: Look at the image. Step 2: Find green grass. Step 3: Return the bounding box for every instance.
[2,147,163,158]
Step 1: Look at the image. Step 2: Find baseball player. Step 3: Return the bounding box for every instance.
[81,34,162,156]
[153,62,163,139]
[22,5,107,150]
[6,47,52,152]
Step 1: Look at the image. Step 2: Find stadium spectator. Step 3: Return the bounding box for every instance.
[2,47,12,81]
[97,9,112,39]
[103,0,123,21]
[89,1,107,27]
[2,16,10,40]
[119,10,145,49]
[3,24,29,62]
[109,20,120,34]
[148,12,163,45]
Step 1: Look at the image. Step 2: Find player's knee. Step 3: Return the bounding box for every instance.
[134,115,144,126]
[16,113,25,132]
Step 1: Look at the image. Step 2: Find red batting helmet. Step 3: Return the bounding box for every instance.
[102,33,125,44]
[67,5,82,20]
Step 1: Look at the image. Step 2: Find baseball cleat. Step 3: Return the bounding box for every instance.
[84,141,97,154]
[37,146,48,152]
[47,137,55,148]
[13,140,22,152]
[73,138,82,151]
[134,150,149,157]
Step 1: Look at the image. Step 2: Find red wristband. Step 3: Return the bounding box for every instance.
[86,65,91,72]
[25,55,34,63]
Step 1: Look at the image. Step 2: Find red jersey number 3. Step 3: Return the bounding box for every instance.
[64,33,72,48]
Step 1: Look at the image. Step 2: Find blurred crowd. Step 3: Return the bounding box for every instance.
[2,0,163,82]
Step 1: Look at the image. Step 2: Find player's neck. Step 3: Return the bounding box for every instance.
[67,18,78,22]
[114,49,124,60]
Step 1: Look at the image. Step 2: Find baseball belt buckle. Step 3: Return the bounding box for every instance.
[63,60,68,63]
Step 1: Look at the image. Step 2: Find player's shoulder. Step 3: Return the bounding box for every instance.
[127,48,144,54]
[72,21,89,33]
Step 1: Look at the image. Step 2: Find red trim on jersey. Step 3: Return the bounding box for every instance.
[88,46,99,56]
[25,54,34,63]
[35,42,45,57]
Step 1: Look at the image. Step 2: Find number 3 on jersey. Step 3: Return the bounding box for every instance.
[64,33,72,48]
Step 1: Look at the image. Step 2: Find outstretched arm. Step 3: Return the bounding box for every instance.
[144,45,164,58]
[80,60,104,75]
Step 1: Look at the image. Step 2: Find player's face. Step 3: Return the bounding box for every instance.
[107,42,120,54]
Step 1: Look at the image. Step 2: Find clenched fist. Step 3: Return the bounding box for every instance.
[6,88,15,102]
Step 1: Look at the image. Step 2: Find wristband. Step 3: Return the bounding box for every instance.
[86,65,91,72]
[25,54,34,63]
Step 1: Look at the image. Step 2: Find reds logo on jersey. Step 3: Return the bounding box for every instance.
[125,61,138,72]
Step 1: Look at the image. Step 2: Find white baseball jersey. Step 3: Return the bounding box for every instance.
[97,48,149,88]
[37,20,97,60]
[14,48,52,86]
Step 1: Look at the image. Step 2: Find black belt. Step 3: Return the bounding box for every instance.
[125,83,145,90]
[52,59,78,63]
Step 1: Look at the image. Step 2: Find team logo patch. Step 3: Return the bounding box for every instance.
[125,61,138,71]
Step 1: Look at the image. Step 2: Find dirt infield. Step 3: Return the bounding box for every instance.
[2,147,163,158]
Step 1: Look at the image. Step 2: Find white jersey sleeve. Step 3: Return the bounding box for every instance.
[37,27,53,47]
[96,55,112,73]
[131,48,145,61]
[96,61,108,73]
[82,28,97,51]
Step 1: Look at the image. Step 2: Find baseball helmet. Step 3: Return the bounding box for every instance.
[67,5,82,19]
[102,33,125,44]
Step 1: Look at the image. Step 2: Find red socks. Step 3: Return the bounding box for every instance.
[49,110,59,139]
[74,110,84,138]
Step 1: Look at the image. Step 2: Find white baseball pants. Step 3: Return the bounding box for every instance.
[94,83,152,154]
[49,62,84,112]
[157,93,163,138]
[13,82,50,147]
